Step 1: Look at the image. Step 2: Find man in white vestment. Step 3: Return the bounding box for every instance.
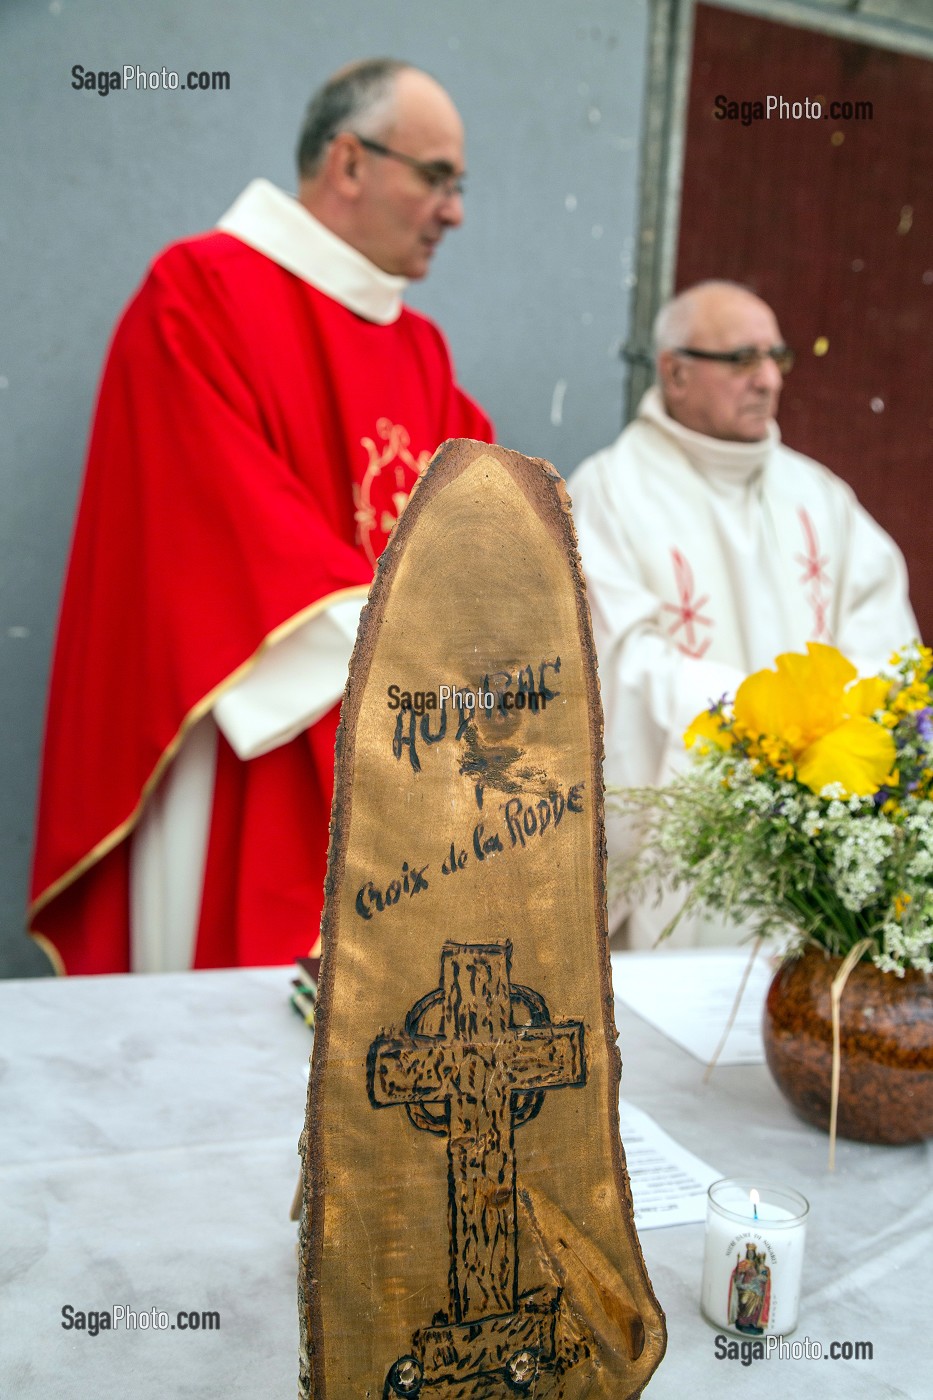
[570,280,917,947]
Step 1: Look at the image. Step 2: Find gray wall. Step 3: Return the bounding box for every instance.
[0,0,650,977]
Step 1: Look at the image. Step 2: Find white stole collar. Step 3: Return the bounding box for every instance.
[638,386,779,484]
[216,178,407,325]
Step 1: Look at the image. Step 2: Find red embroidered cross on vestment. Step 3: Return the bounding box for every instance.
[795,507,832,641]
[661,549,713,658]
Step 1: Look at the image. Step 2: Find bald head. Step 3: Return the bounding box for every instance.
[296,59,408,178]
[297,60,465,280]
[654,281,786,441]
[384,67,465,172]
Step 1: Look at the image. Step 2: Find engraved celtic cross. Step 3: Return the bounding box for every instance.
[368,941,585,1389]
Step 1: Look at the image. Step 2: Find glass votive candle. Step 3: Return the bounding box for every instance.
[701,1178,809,1337]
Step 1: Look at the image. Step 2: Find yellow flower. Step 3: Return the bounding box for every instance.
[733,642,896,796]
[735,643,853,751]
[685,709,733,752]
[796,717,896,796]
[846,675,891,716]
[894,892,912,919]
[892,680,931,715]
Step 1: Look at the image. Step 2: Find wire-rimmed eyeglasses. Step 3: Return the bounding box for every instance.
[674,345,795,374]
[350,134,466,199]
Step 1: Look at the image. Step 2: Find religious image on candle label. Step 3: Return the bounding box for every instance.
[366,941,590,1398]
[702,1179,807,1338]
[727,1242,772,1335]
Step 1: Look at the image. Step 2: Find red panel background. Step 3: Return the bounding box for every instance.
[676,3,933,639]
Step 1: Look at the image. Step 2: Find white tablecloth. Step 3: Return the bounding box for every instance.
[1,957,929,1398]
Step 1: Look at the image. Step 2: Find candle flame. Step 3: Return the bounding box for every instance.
[750,1188,760,1220]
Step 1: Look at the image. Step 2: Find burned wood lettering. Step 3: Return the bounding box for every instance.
[355,860,431,921]
[299,441,666,1400]
[502,786,584,848]
[355,783,587,918]
[391,657,561,773]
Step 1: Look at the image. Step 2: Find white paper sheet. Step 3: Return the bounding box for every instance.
[611,948,774,1065]
[618,1099,720,1229]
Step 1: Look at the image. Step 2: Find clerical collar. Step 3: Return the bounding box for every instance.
[637,386,779,482]
[216,178,407,325]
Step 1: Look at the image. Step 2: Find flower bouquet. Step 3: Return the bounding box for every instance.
[619,640,933,975]
[617,640,933,1148]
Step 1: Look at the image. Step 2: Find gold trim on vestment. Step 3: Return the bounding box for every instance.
[27,584,371,959]
[30,932,67,977]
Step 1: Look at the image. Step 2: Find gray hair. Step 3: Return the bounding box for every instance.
[652,279,756,355]
[296,58,409,178]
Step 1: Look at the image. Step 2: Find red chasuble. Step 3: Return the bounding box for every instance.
[29,230,493,973]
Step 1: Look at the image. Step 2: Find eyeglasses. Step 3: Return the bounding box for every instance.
[350,134,466,199]
[675,345,795,374]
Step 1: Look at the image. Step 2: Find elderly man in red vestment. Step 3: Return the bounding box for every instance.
[30,59,493,974]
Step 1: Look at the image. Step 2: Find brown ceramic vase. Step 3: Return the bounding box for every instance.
[763,947,933,1145]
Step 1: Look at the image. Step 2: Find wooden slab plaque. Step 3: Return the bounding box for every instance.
[298,441,666,1399]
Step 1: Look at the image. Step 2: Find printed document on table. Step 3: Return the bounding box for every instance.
[619,1099,720,1229]
[610,949,774,1065]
